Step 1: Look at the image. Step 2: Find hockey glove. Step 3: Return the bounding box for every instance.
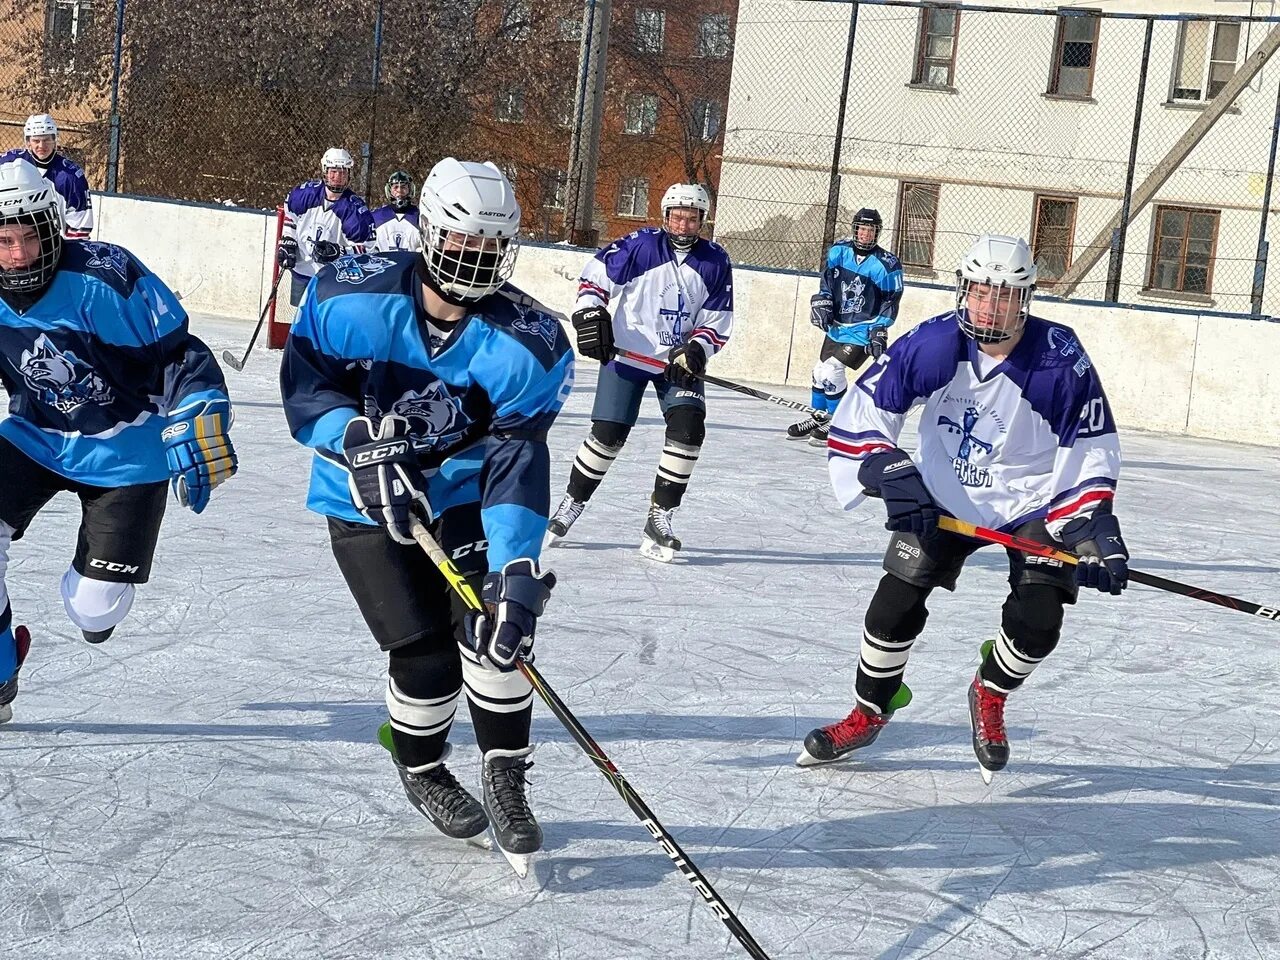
[163,398,238,514]
[1061,512,1129,595]
[571,306,616,363]
[277,236,299,270]
[312,239,343,264]
[466,559,556,671]
[810,292,834,331]
[665,339,707,390]
[868,327,889,359]
[342,415,430,546]
[858,448,940,538]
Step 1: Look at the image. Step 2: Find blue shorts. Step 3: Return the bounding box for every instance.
[591,361,705,425]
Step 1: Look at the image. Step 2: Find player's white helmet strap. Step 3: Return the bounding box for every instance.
[418,158,520,303]
[0,158,64,293]
[955,234,1037,344]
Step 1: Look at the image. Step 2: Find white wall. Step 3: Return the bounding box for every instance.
[94,195,1280,446]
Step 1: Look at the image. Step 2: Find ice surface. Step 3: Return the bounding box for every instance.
[2,315,1279,959]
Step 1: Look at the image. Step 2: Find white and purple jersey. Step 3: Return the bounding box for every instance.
[0,150,93,239]
[281,181,375,278]
[371,204,421,253]
[576,227,733,374]
[828,312,1121,539]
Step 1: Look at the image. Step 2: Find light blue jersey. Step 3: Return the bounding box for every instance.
[820,241,904,347]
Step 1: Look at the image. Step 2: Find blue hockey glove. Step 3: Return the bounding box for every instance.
[859,448,940,538]
[163,398,238,514]
[466,559,556,671]
[342,415,430,545]
[868,327,889,359]
[1061,512,1129,595]
[665,339,706,390]
[810,292,834,331]
[277,236,298,270]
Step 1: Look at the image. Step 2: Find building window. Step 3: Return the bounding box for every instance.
[1147,205,1219,295]
[895,181,940,268]
[557,15,582,42]
[496,87,525,123]
[1030,195,1077,284]
[501,0,531,41]
[691,99,723,142]
[1048,13,1100,98]
[542,170,567,209]
[623,92,659,136]
[556,89,576,129]
[912,7,959,87]
[634,9,665,54]
[697,14,731,58]
[618,177,650,218]
[1172,21,1242,103]
[46,0,92,66]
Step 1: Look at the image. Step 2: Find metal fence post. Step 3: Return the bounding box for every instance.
[105,0,127,193]
[565,0,612,248]
[1106,16,1153,303]
[366,0,385,197]
[820,0,860,265]
[1252,73,1280,317]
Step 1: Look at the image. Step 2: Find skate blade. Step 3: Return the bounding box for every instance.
[639,537,675,563]
[466,831,494,851]
[978,764,996,785]
[495,843,534,878]
[542,529,563,550]
[0,704,12,725]
[794,747,826,767]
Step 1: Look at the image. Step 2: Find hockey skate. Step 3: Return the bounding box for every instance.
[82,627,114,644]
[808,422,831,448]
[543,493,586,549]
[968,674,1010,784]
[639,502,681,563]
[386,737,492,848]
[786,410,829,441]
[796,684,912,766]
[482,745,541,878]
[0,626,32,725]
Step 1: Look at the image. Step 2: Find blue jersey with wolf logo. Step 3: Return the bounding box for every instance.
[819,241,904,347]
[279,251,575,571]
[0,241,231,486]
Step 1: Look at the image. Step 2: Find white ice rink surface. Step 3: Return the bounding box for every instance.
[3,315,1280,960]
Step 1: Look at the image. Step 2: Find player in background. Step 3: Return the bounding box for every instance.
[0,114,94,240]
[371,170,422,253]
[787,208,903,446]
[546,182,734,563]
[0,159,237,723]
[280,158,573,875]
[798,235,1128,782]
[276,147,375,310]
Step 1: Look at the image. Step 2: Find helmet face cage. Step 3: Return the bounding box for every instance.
[385,172,416,209]
[955,278,1032,344]
[0,207,64,293]
[420,217,519,301]
[851,209,882,254]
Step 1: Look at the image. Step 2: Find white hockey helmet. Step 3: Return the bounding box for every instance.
[320,147,355,172]
[0,158,64,292]
[955,234,1037,344]
[661,182,710,250]
[418,157,520,302]
[24,114,58,139]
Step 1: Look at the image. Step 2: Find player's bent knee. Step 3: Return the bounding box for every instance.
[59,568,135,633]
[664,405,706,447]
[590,420,631,450]
[865,573,930,641]
[1003,584,1066,655]
[458,642,533,713]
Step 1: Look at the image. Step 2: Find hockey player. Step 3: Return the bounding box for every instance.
[0,114,94,240]
[280,158,573,874]
[276,147,375,309]
[0,159,237,722]
[371,170,422,253]
[787,208,902,445]
[798,235,1128,782]
[546,182,734,562]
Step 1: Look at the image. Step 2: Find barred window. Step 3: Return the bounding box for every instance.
[618,177,650,218]
[501,0,531,41]
[913,7,960,87]
[697,14,731,59]
[496,87,525,123]
[1031,195,1077,284]
[1049,13,1100,98]
[895,181,940,268]
[623,92,659,136]
[635,9,665,54]
[1148,206,1219,295]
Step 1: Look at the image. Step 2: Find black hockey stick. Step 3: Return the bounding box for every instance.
[406,517,774,960]
[618,349,816,414]
[223,272,286,372]
[940,516,1280,625]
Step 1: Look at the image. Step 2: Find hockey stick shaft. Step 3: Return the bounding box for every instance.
[406,518,774,959]
[223,271,286,372]
[617,349,816,414]
[939,516,1280,624]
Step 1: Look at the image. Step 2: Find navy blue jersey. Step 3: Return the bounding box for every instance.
[280,252,575,571]
[0,241,231,486]
[819,242,904,347]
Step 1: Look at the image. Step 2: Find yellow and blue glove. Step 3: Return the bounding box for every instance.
[163,398,237,514]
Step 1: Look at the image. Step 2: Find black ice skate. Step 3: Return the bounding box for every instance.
[482,746,542,878]
[543,493,586,549]
[393,744,491,848]
[639,502,681,563]
[968,674,1010,784]
[0,625,32,725]
[786,410,829,440]
[796,706,890,766]
[82,627,114,644]
[808,422,831,448]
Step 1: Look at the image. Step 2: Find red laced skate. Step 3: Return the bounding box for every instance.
[968,675,1010,780]
[798,707,889,766]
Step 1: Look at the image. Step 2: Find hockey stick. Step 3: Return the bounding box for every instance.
[617,349,816,414]
[939,516,1280,624]
[222,271,286,372]
[406,517,774,960]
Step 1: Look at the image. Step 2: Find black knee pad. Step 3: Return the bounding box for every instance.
[663,405,706,447]
[388,633,462,700]
[864,573,931,642]
[590,420,631,449]
[1001,583,1067,659]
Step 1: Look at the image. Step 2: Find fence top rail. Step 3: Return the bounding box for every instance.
[793,0,1280,24]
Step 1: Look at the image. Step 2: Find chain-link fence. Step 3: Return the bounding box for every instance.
[1,1,1278,317]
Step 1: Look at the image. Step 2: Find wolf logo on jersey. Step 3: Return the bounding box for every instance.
[18,334,114,414]
[392,382,463,438]
[841,275,867,318]
[510,304,560,350]
[81,242,130,282]
[334,255,395,285]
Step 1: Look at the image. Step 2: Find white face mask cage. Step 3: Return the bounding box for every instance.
[0,208,63,293]
[420,219,519,301]
[955,278,1032,344]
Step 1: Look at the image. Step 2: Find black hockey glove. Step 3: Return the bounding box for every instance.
[868,327,889,359]
[859,448,940,538]
[571,306,616,363]
[810,292,834,331]
[313,239,343,264]
[342,415,430,546]
[277,236,299,270]
[665,339,706,390]
[466,559,556,671]
[1061,512,1129,595]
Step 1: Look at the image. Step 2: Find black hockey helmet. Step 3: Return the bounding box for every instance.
[851,208,882,253]
[385,169,417,210]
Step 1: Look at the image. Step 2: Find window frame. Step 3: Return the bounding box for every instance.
[634,8,666,54]
[691,98,723,142]
[1047,11,1101,99]
[894,180,941,269]
[1029,193,1078,286]
[696,13,731,59]
[1170,20,1243,103]
[495,86,526,123]
[1146,204,1220,296]
[617,176,651,219]
[623,91,659,136]
[911,6,961,88]
[542,169,567,210]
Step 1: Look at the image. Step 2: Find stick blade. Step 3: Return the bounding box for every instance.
[221,350,245,372]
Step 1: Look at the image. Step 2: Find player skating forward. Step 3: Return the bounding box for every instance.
[786,208,902,446]
[371,170,422,253]
[1,114,94,239]
[798,235,1128,782]
[281,158,573,874]
[547,182,734,562]
[0,159,237,722]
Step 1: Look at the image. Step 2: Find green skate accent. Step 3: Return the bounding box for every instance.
[980,638,995,660]
[377,721,396,757]
[887,683,913,713]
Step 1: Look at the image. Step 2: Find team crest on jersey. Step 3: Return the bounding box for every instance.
[18,334,114,414]
[81,242,129,281]
[841,275,867,317]
[334,255,395,285]
[937,398,1004,488]
[1046,328,1092,378]
[391,382,462,438]
[657,289,691,347]
[511,304,561,349]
